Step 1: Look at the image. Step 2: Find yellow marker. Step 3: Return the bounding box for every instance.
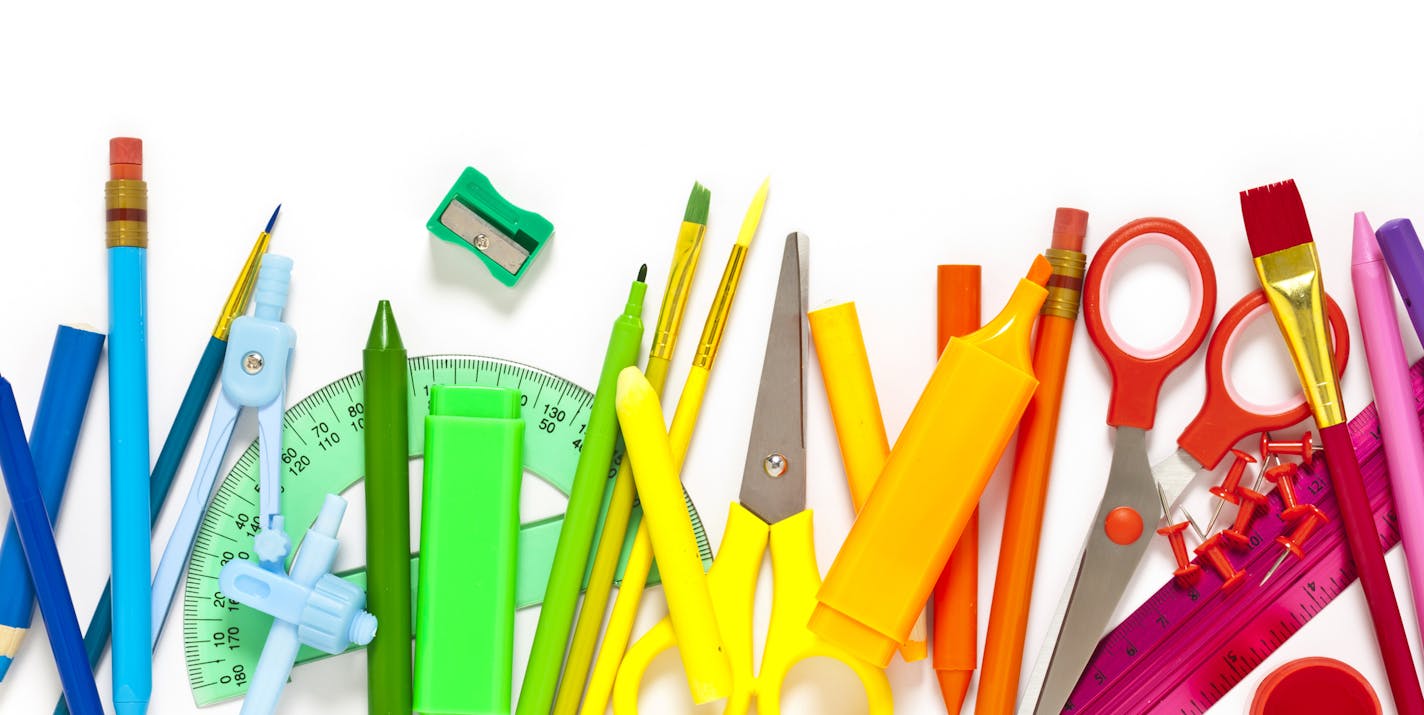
[614,368,731,704]
[581,178,768,715]
[806,302,928,661]
[809,255,1051,667]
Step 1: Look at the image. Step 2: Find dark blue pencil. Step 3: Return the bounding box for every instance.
[0,374,102,715]
[0,326,103,682]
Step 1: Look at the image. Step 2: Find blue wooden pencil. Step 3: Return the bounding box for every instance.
[107,137,151,715]
[0,326,103,682]
[0,374,103,715]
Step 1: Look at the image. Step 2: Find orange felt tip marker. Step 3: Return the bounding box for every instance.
[933,264,982,714]
[811,255,1050,667]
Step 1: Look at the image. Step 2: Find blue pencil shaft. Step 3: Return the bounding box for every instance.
[0,326,104,681]
[109,246,152,714]
[0,376,103,714]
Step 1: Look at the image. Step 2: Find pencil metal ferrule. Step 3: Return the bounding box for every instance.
[1041,247,1086,321]
[693,242,749,369]
[104,179,147,249]
[651,221,707,362]
[1253,243,1344,426]
[212,230,272,340]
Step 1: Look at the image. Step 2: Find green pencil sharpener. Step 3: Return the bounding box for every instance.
[427,166,554,286]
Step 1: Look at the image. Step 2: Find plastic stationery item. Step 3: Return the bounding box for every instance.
[181,355,712,706]
[415,386,524,715]
[427,166,554,286]
[1376,218,1424,344]
[810,254,1050,668]
[1060,359,1424,714]
[220,495,375,715]
[151,254,296,651]
[1251,658,1380,715]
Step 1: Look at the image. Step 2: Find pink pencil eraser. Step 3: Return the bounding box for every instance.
[1051,207,1088,252]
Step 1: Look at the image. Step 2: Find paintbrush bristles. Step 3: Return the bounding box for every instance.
[683,182,711,226]
[1240,179,1315,257]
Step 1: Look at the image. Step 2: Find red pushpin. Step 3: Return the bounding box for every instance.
[1220,486,1268,550]
[1158,520,1202,587]
[1194,534,1246,591]
[1206,449,1257,534]
[1260,430,1317,467]
[1261,504,1331,585]
[1263,460,1306,519]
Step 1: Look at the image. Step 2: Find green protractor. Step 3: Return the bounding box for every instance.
[182,355,713,706]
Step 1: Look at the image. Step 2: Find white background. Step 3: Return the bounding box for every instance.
[2,2,1424,713]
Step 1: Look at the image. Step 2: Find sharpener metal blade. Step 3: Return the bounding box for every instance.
[440,200,530,275]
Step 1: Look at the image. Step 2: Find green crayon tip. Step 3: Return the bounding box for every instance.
[366,300,404,350]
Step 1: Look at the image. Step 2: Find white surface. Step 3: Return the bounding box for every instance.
[2,2,1424,713]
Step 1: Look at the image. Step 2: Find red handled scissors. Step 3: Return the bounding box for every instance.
[1023,217,1349,715]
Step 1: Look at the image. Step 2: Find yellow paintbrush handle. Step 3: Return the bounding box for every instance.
[807,301,928,661]
[614,367,730,705]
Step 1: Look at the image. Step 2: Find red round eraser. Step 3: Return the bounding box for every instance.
[1251,657,1380,715]
[109,137,142,166]
[1052,207,1088,251]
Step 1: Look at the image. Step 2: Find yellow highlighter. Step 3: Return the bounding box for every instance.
[806,301,928,662]
[809,255,1051,667]
[614,367,731,704]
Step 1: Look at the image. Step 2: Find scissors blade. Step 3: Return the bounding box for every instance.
[738,233,808,525]
[1025,426,1161,715]
[1152,446,1205,513]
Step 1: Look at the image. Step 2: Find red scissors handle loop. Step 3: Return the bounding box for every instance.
[1177,290,1351,469]
[1083,218,1218,430]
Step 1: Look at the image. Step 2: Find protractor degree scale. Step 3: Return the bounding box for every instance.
[183,355,713,706]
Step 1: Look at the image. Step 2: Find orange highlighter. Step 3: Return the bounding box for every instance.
[933,265,982,714]
[810,255,1050,667]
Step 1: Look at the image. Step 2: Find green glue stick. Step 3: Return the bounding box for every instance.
[414,386,523,715]
[517,265,648,715]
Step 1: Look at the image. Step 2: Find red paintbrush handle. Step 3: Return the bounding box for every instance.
[1320,422,1424,714]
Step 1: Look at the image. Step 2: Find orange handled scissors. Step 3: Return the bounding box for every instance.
[612,234,892,715]
[1024,218,1349,715]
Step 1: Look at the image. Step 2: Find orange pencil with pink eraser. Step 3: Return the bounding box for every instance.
[933,265,981,714]
[811,256,1050,668]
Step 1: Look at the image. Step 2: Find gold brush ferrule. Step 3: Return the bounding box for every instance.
[1253,242,1345,426]
[650,220,707,361]
[105,179,148,249]
[693,242,749,369]
[1041,247,1087,320]
[212,230,272,340]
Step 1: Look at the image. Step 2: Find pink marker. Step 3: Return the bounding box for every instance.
[1351,210,1424,635]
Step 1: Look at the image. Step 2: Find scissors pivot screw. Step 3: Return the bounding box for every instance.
[243,351,265,374]
[1157,520,1202,587]
[1194,534,1246,591]
[1260,431,1318,467]
[1104,506,1144,545]
[762,452,788,478]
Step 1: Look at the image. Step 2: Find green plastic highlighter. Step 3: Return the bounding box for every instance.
[415,386,523,715]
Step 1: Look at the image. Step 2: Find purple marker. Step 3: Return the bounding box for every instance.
[1376,218,1424,345]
